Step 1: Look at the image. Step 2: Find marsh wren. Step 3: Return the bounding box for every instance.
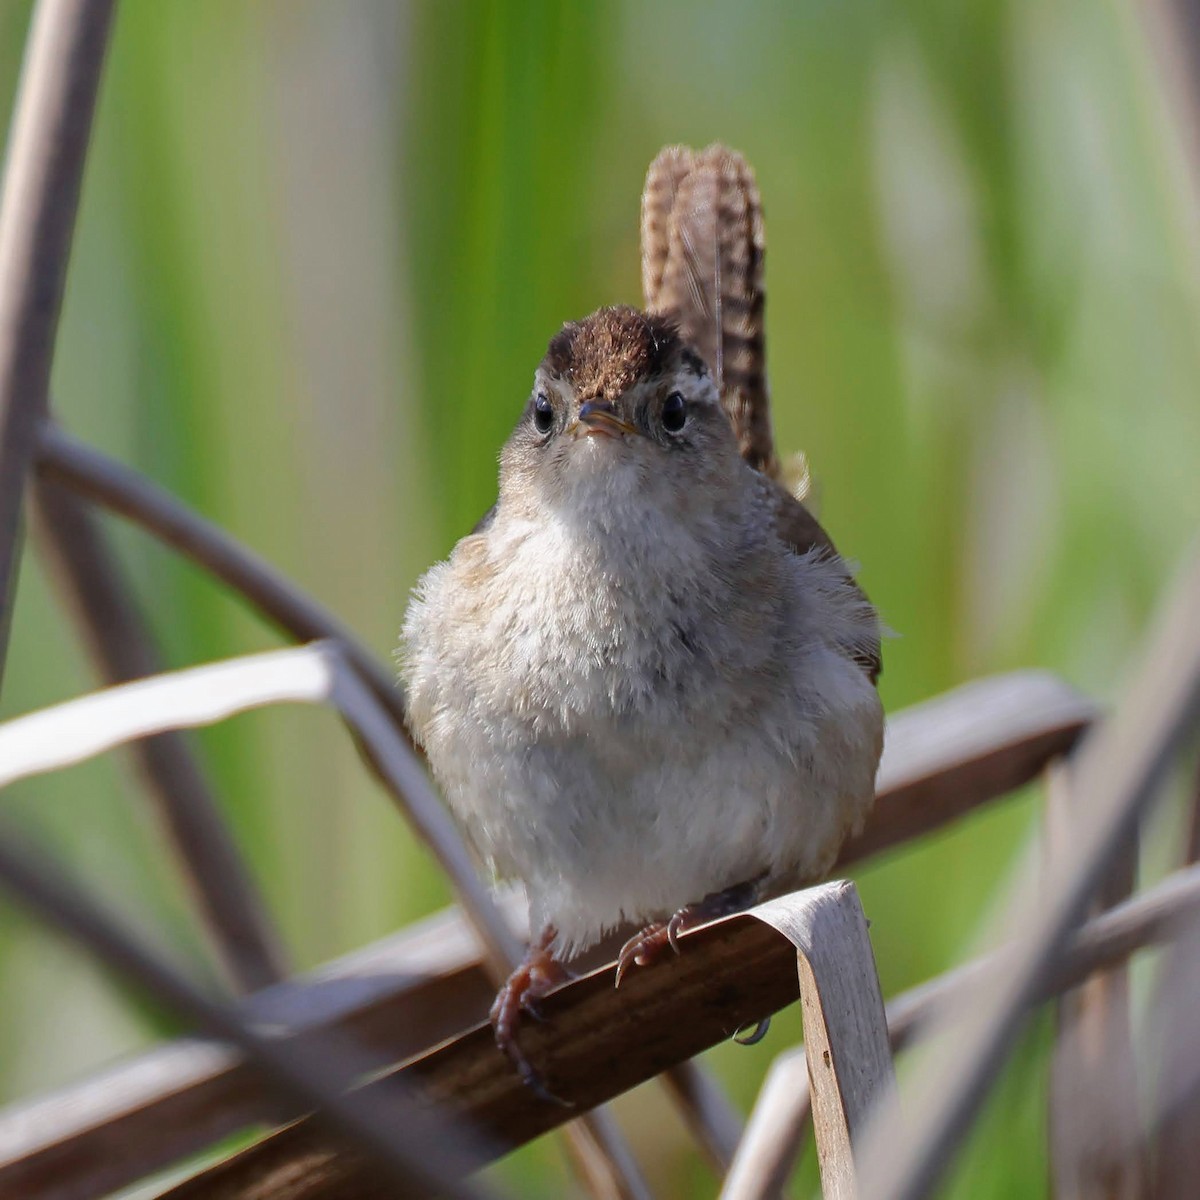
[400,145,883,1091]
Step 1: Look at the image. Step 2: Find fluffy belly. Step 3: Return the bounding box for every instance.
[434,649,879,957]
[401,525,884,958]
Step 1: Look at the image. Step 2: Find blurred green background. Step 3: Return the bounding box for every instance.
[1,1,1198,1196]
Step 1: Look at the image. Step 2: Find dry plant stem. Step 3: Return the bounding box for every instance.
[840,670,1095,867]
[0,0,114,690]
[1149,757,1200,1195]
[36,422,408,735]
[1149,905,1200,1196]
[156,910,810,1200]
[720,859,1200,1200]
[1045,760,1145,1197]
[32,477,287,993]
[0,661,1091,1198]
[1147,912,1200,1198]
[658,1061,743,1171]
[559,1113,652,1200]
[0,821,498,1200]
[0,897,521,1200]
[718,1047,804,1200]
[1123,26,1200,1200]
[858,545,1200,1200]
[0,643,341,784]
[0,641,517,971]
[754,884,894,1200]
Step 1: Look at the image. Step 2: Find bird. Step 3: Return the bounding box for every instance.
[399,144,884,1094]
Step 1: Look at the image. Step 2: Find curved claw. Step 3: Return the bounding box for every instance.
[522,995,549,1024]
[615,921,671,988]
[733,1017,772,1046]
[614,953,631,990]
[517,1057,575,1108]
[665,907,692,953]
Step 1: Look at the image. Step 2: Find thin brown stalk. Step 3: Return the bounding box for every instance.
[0,894,523,1200]
[1149,757,1200,1195]
[1045,761,1146,1198]
[159,910,804,1200]
[857,545,1200,1200]
[35,422,408,732]
[0,0,114,690]
[659,1061,744,1171]
[0,819,499,1200]
[1147,898,1200,1200]
[1149,906,1200,1196]
[32,476,287,993]
[839,669,1095,869]
[4,820,1193,1200]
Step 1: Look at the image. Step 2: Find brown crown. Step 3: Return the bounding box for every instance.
[541,306,700,404]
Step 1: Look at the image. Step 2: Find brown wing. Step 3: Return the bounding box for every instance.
[771,482,882,683]
[641,144,778,479]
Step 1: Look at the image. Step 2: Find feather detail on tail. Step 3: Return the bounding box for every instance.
[641,144,778,479]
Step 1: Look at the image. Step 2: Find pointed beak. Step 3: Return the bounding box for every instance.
[575,400,639,438]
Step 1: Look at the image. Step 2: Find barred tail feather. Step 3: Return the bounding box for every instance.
[640,143,778,479]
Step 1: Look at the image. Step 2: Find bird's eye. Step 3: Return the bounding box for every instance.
[533,393,554,434]
[662,391,687,433]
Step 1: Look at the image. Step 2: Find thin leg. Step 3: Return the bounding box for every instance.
[490,926,573,1104]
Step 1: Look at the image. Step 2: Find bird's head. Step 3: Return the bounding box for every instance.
[499,306,744,523]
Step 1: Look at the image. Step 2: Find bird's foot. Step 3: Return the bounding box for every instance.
[614,876,767,988]
[490,928,574,1105]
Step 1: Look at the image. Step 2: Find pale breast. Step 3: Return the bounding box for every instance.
[399,496,882,955]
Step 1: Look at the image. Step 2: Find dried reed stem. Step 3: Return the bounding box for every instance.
[1148,758,1200,1193]
[36,423,408,732]
[0,820,499,1200]
[33,477,288,992]
[755,884,895,1199]
[0,0,113,689]
[1046,761,1145,1196]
